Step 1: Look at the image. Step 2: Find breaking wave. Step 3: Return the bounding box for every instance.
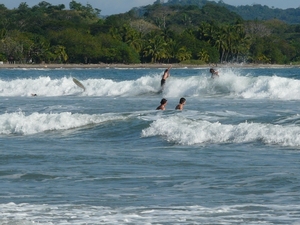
[1,72,300,99]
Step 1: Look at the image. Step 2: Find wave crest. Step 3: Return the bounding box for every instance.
[1,72,300,99]
[141,116,300,147]
[0,111,126,135]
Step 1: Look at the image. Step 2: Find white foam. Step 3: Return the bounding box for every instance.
[238,75,300,99]
[83,75,160,96]
[0,203,299,224]
[164,70,300,100]
[1,71,300,99]
[141,116,300,147]
[0,111,127,135]
[0,76,79,97]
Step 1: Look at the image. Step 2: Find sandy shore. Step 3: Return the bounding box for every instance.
[0,63,297,69]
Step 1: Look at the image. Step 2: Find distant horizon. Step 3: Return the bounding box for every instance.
[2,0,300,15]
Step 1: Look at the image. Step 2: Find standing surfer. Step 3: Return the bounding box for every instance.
[161,65,172,88]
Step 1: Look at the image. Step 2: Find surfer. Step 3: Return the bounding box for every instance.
[161,65,172,88]
[31,93,37,96]
[156,98,167,110]
[210,68,219,79]
[175,97,186,110]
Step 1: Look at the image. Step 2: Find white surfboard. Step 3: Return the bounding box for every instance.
[72,78,86,91]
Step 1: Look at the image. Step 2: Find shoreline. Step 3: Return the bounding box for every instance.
[0,63,298,69]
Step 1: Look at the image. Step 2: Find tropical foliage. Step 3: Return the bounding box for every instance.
[0,0,300,65]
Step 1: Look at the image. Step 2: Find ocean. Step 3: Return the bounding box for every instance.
[1,66,300,224]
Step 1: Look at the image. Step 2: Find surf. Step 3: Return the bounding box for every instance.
[0,111,129,135]
[141,115,300,147]
[1,69,300,99]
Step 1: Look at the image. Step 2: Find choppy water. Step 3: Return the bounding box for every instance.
[1,66,300,224]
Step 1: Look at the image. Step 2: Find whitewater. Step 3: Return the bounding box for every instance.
[1,67,300,99]
[1,67,300,224]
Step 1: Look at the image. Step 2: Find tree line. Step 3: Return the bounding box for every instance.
[1,0,300,65]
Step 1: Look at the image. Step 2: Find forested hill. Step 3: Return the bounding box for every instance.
[1,0,300,65]
[224,4,300,24]
[129,3,242,32]
[156,0,300,24]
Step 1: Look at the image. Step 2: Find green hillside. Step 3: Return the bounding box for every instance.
[160,0,300,24]
[1,0,300,65]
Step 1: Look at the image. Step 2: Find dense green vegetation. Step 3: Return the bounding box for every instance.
[164,0,300,24]
[1,0,300,65]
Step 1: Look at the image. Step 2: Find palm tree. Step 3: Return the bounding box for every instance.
[109,24,143,55]
[51,45,68,63]
[231,24,250,62]
[167,39,191,62]
[213,27,227,63]
[222,25,235,62]
[176,47,192,62]
[143,32,167,63]
[197,49,209,63]
[166,39,180,62]
[125,28,144,53]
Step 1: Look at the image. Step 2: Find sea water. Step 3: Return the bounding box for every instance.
[1,66,300,224]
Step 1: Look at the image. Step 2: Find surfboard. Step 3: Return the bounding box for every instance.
[72,78,86,91]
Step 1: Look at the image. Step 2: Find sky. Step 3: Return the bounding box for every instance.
[1,0,300,15]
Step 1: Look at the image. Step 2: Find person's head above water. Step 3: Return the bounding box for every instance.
[160,98,167,104]
[179,97,186,104]
[156,98,168,110]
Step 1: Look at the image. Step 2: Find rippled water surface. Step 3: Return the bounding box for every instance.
[1,67,300,224]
